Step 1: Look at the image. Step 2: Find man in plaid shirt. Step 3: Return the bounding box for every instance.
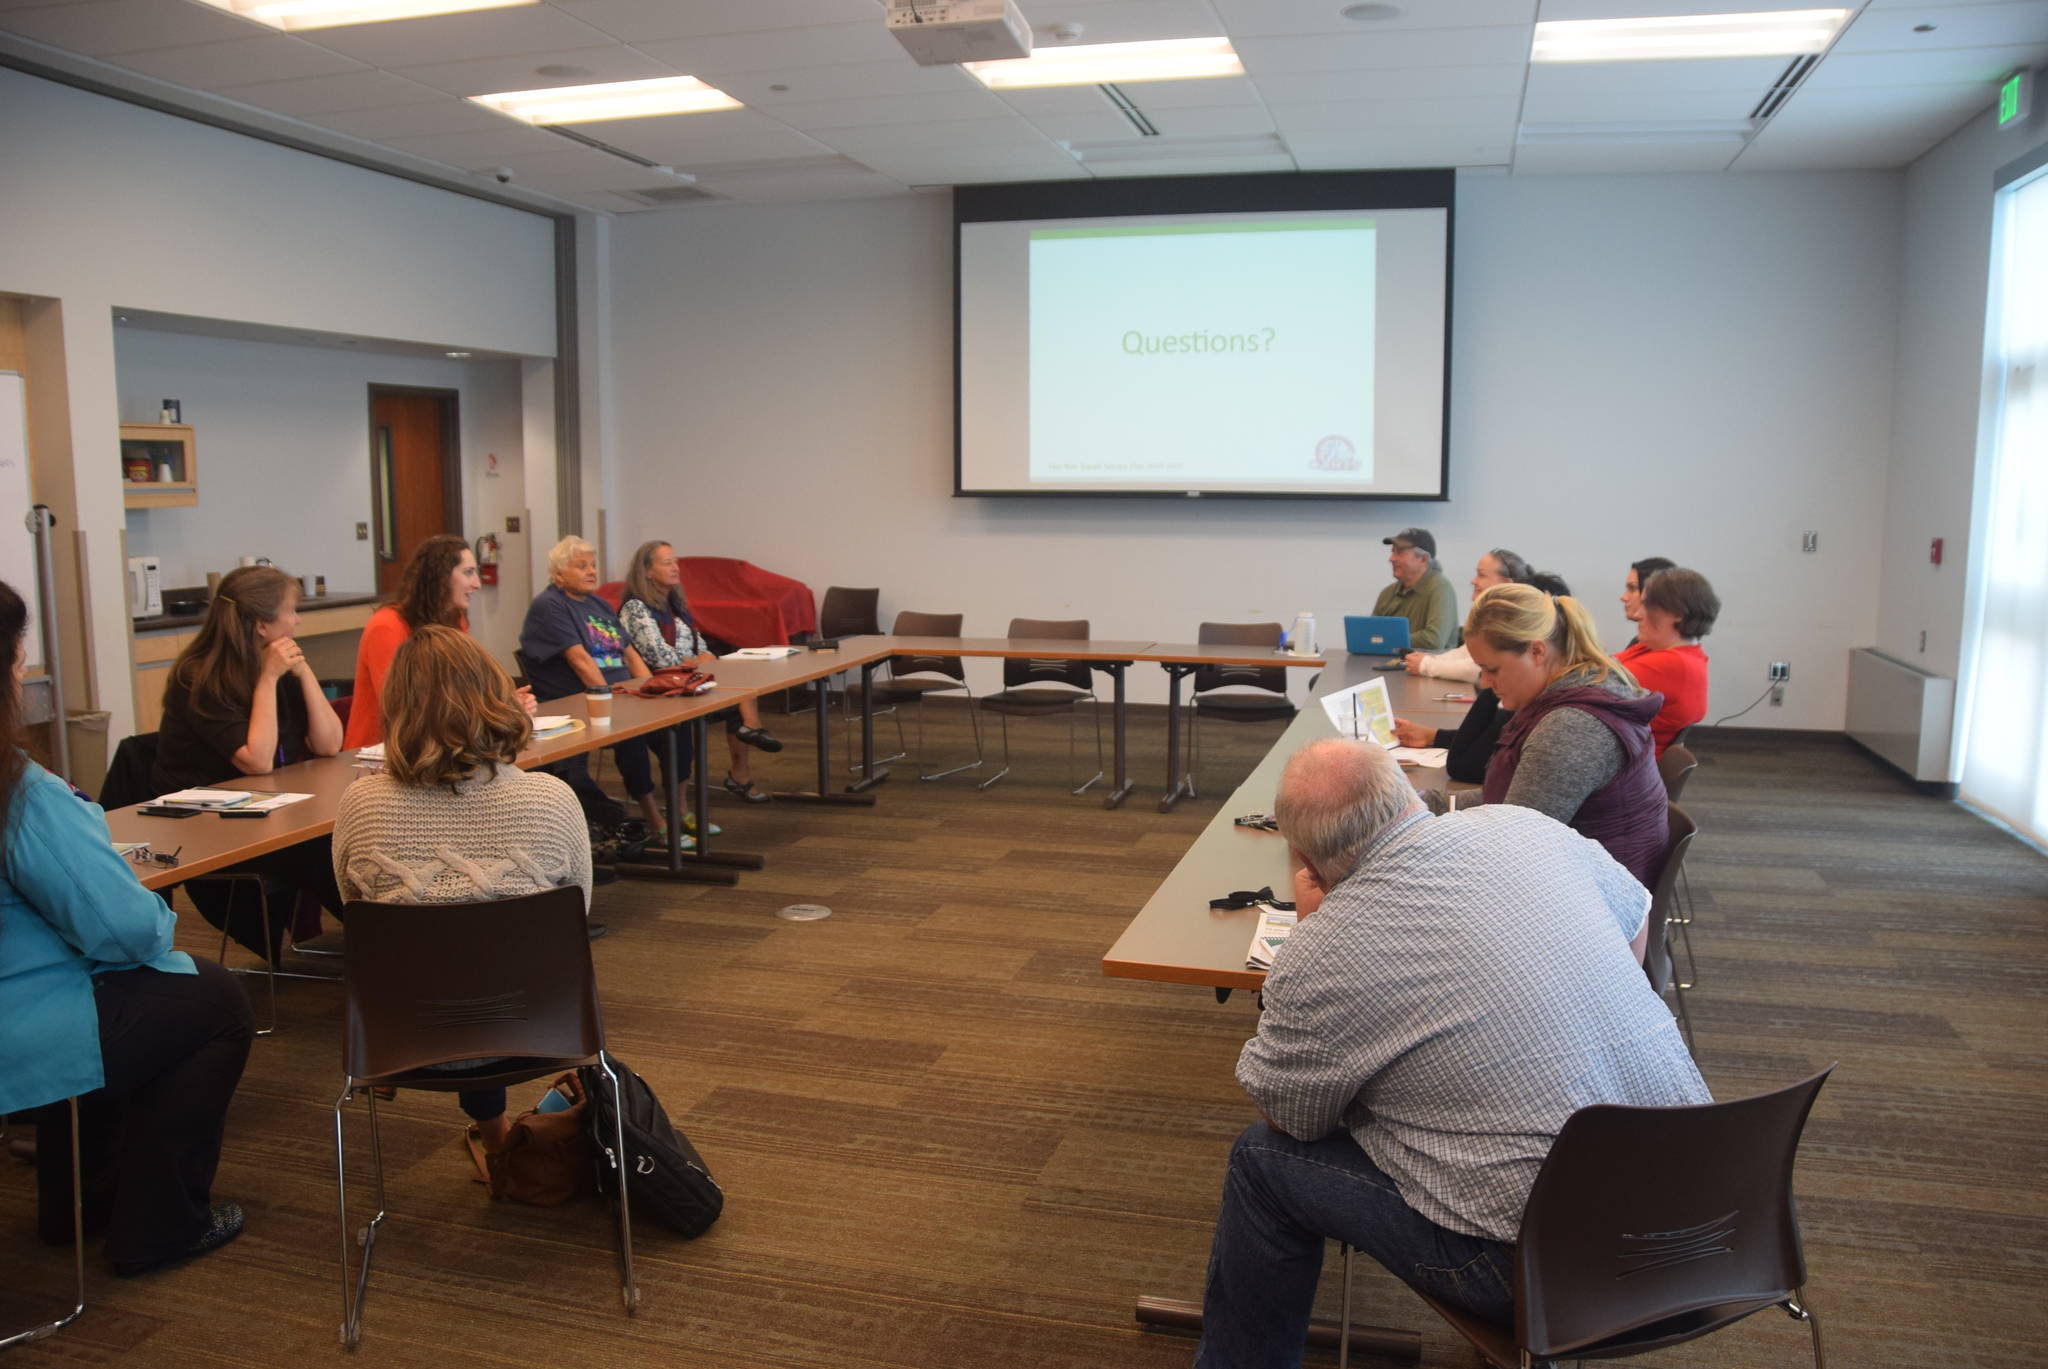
[1195,739,1707,1366]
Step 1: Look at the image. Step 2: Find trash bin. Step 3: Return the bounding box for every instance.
[65,709,112,797]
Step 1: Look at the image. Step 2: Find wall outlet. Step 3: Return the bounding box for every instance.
[1769,661,1791,681]
[354,522,369,541]
[1770,683,1785,706]
[1802,531,1818,553]
[505,515,521,533]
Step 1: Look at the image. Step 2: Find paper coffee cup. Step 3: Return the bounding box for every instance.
[585,689,612,723]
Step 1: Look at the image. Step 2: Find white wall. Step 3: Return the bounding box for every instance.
[1879,99,2048,774]
[604,172,1902,723]
[0,67,558,733]
[114,332,533,656]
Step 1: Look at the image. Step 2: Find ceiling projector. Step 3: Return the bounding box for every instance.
[885,0,1032,66]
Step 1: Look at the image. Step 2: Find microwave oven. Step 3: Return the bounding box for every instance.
[128,556,162,618]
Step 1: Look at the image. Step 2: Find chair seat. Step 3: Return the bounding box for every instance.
[1411,1288,1519,1369]
[360,1052,601,1093]
[1563,1294,1793,1361]
[1194,693,1296,722]
[981,688,1093,717]
[861,678,966,703]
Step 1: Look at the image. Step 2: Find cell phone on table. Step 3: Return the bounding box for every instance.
[220,809,270,819]
[137,805,203,819]
[1372,661,1407,672]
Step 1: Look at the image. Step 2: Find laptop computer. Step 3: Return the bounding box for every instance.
[1344,615,1412,656]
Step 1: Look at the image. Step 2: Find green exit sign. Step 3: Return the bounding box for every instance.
[1999,71,2032,128]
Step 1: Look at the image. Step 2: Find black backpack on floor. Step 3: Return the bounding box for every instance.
[578,1056,723,1238]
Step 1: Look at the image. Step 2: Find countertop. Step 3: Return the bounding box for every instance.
[133,590,379,633]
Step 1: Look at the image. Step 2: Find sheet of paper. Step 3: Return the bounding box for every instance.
[1245,905,1299,970]
[155,788,255,808]
[532,715,575,735]
[1318,678,1397,746]
[354,743,386,762]
[1391,746,1449,767]
[236,792,313,812]
[722,646,800,659]
[112,841,148,856]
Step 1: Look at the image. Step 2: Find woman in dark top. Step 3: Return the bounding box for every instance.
[154,566,345,959]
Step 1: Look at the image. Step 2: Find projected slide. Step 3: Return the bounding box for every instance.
[1026,220,1376,488]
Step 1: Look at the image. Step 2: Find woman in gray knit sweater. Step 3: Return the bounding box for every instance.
[332,625,591,1151]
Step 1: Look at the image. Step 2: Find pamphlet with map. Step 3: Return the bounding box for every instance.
[1319,677,1397,746]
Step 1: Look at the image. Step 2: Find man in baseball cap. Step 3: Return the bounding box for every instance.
[1373,528,1458,651]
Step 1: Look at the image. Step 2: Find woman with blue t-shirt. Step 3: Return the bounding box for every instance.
[0,580,252,1276]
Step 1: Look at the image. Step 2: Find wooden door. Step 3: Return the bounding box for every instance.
[369,389,459,595]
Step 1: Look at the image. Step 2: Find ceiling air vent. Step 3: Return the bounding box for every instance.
[1751,54,1820,121]
[618,183,722,207]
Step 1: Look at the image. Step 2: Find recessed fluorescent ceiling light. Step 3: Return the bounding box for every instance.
[1531,9,1848,63]
[966,37,1242,89]
[193,0,534,32]
[469,76,742,124]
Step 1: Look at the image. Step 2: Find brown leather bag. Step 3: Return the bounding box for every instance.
[478,1072,597,1206]
[631,668,714,698]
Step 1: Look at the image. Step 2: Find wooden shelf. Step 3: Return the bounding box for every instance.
[120,422,198,509]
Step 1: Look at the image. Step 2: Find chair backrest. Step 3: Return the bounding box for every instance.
[1643,802,1697,995]
[595,580,625,612]
[1003,617,1092,692]
[1658,743,1699,802]
[1193,621,1288,695]
[99,732,161,810]
[1514,1066,1834,1359]
[889,610,966,682]
[819,586,882,639]
[340,887,602,1078]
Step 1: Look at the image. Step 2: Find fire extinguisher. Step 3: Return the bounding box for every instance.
[475,532,500,587]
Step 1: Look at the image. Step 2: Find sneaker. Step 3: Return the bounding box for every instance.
[723,774,773,804]
[734,725,784,754]
[114,1201,244,1277]
[682,812,722,837]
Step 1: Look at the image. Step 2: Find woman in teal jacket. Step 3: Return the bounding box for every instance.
[0,580,252,1276]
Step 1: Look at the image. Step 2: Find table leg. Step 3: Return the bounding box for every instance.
[619,720,761,882]
[1158,664,1196,813]
[1132,1297,1419,1364]
[1104,662,1134,810]
[770,677,876,806]
[848,659,890,793]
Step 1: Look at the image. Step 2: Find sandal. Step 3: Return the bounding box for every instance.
[683,812,722,837]
[723,774,772,804]
[734,725,784,753]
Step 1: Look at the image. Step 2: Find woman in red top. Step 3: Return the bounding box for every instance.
[1615,567,1719,756]
[344,536,533,748]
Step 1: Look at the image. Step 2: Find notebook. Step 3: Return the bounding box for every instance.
[1343,615,1411,655]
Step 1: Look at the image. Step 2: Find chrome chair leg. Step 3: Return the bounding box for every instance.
[334,1080,389,1350]
[916,691,984,781]
[594,1054,639,1314]
[1338,1242,1356,1369]
[0,1098,86,1350]
[1786,1289,1824,1368]
[1069,695,1104,796]
[210,876,277,1037]
[977,712,1012,790]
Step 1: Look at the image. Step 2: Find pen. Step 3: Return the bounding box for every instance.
[1437,693,1474,702]
[1351,691,1360,740]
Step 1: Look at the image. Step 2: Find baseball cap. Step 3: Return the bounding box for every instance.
[1383,528,1436,558]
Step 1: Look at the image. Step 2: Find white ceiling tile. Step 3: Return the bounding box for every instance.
[379,123,567,164]
[693,162,913,202]
[1512,139,1743,171]
[1730,132,1940,168]
[1800,43,2048,86]
[1866,0,2034,9]
[1110,73,1264,106]
[632,21,913,73]
[1213,0,1536,36]
[310,97,524,139]
[759,88,1015,131]
[391,43,676,96]
[993,84,1123,115]
[110,35,365,88]
[0,0,263,54]
[557,188,654,212]
[1269,93,1522,134]
[1001,0,1229,45]
[572,109,836,163]
[1007,109,1136,142]
[1762,81,1998,139]
[1289,133,1512,167]
[1081,151,1299,174]
[819,116,1059,156]
[213,69,446,116]
[1538,0,1836,16]
[486,143,651,192]
[303,5,616,67]
[1236,25,1535,73]
[838,143,1084,181]
[1023,104,1280,141]
[1255,63,1530,102]
[711,60,978,103]
[550,0,879,45]
[1833,3,2048,55]
[1519,86,1764,122]
[1521,55,1789,96]
[0,0,107,11]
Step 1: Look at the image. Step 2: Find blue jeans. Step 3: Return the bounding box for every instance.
[1194,1124,1515,1369]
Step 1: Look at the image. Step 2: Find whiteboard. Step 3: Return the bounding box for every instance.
[0,372,41,672]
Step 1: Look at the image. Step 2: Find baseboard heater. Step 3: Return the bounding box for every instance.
[1845,647,1955,783]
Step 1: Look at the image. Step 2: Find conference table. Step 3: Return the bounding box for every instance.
[1099,654,1475,1362]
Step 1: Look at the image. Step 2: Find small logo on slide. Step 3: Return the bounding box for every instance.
[1312,435,1359,471]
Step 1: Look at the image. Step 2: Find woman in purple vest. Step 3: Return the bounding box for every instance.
[1444,583,1668,952]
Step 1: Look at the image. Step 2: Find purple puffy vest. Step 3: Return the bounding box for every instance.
[1483,681,1670,887]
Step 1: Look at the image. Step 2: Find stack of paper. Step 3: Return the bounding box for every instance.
[533,716,575,736]
[154,788,257,809]
[1245,905,1299,970]
[722,646,800,660]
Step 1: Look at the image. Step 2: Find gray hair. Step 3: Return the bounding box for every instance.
[546,535,595,580]
[1489,548,1533,584]
[1273,738,1422,884]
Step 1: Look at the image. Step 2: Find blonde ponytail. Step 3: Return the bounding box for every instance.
[1466,584,1623,688]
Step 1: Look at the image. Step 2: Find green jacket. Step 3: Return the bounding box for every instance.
[1372,566,1459,651]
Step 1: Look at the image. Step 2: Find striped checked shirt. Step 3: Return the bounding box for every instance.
[1238,804,1709,1243]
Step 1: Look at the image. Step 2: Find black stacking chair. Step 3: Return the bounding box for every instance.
[977,617,1102,795]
